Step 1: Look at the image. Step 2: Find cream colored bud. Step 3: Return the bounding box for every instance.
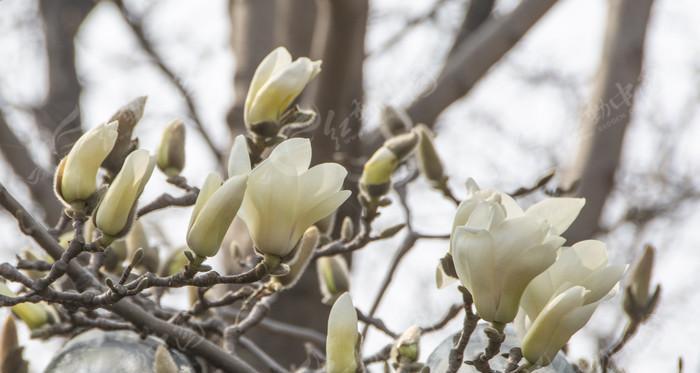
[391,325,421,366]
[340,216,354,242]
[385,130,419,162]
[326,293,360,373]
[0,316,18,362]
[245,47,321,135]
[274,227,320,288]
[56,121,119,205]
[360,147,398,192]
[629,244,654,306]
[415,124,445,185]
[94,150,155,238]
[227,134,252,178]
[156,120,186,177]
[0,282,49,330]
[380,105,412,138]
[187,172,248,257]
[317,255,351,305]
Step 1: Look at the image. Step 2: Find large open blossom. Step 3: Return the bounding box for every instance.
[518,240,626,365]
[449,179,585,323]
[239,138,350,258]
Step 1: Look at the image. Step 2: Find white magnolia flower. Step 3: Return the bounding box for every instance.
[244,47,321,128]
[449,179,585,323]
[518,240,626,365]
[326,292,359,373]
[187,172,248,258]
[239,138,350,258]
[95,150,155,237]
[56,121,119,204]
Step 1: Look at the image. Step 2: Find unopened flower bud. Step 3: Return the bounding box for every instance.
[415,124,445,186]
[126,220,158,273]
[385,130,419,162]
[227,135,252,178]
[94,149,155,239]
[380,105,412,138]
[156,120,186,177]
[624,244,660,321]
[102,96,148,176]
[274,227,320,288]
[0,282,50,330]
[245,47,321,137]
[326,293,360,373]
[390,325,421,367]
[187,172,247,258]
[0,316,18,362]
[317,255,351,305]
[340,216,354,242]
[55,122,119,207]
[360,147,397,198]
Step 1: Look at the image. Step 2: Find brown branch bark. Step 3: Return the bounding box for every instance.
[564,0,655,243]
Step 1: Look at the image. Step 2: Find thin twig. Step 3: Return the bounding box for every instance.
[446,287,479,373]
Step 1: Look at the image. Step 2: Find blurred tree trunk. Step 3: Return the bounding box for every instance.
[226,0,279,134]
[0,0,95,223]
[37,0,94,162]
[564,0,655,243]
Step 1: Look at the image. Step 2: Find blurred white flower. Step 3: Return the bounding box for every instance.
[449,179,584,323]
[326,292,359,373]
[239,138,350,258]
[56,121,119,205]
[244,47,321,129]
[95,149,155,238]
[518,240,626,365]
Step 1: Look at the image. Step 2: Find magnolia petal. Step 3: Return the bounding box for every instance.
[188,172,223,230]
[451,227,500,321]
[326,293,359,373]
[227,135,252,177]
[266,137,312,175]
[570,240,609,270]
[582,264,626,304]
[521,286,587,365]
[300,163,348,202]
[499,192,524,217]
[525,198,585,235]
[294,191,351,246]
[245,47,292,122]
[248,58,319,124]
[491,216,549,262]
[188,175,247,257]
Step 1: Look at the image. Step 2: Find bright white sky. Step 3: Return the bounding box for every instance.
[0,0,699,372]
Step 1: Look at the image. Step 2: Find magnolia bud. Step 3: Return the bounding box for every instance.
[227,135,252,178]
[102,96,148,176]
[0,316,18,361]
[55,121,119,207]
[360,147,397,198]
[340,216,354,242]
[19,249,52,280]
[380,105,412,138]
[156,120,186,177]
[126,220,159,273]
[317,255,351,305]
[187,172,247,257]
[390,325,421,367]
[326,293,360,373]
[94,150,155,238]
[385,130,419,162]
[415,124,445,186]
[0,282,50,330]
[624,245,660,321]
[274,227,320,288]
[245,47,321,137]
